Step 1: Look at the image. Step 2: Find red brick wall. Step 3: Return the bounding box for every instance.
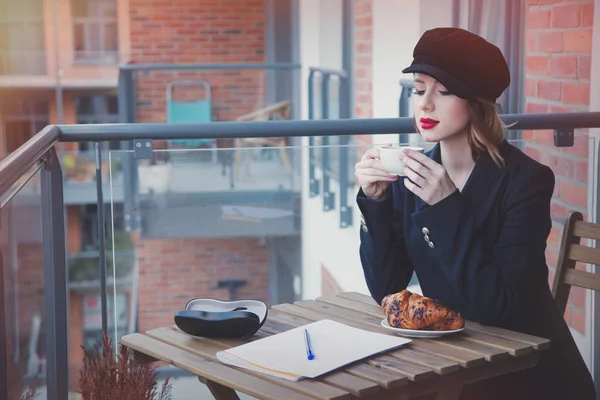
[354,0,373,119]
[129,0,267,123]
[321,264,342,297]
[127,0,273,334]
[524,0,593,335]
[136,237,269,332]
[354,0,374,158]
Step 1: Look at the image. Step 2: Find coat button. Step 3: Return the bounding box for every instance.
[422,227,429,235]
[360,214,368,232]
[424,234,431,242]
[428,241,435,249]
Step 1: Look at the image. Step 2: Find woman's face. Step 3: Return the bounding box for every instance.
[412,73,471,142]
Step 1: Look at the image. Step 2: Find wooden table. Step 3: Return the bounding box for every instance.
[121,292,551,400]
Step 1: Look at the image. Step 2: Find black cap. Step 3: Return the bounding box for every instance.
[402,27,510,103]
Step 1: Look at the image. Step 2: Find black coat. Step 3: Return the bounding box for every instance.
[357,140,596,400]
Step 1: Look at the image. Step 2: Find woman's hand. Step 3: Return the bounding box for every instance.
[355,147,398,201]
[401,148,457,205]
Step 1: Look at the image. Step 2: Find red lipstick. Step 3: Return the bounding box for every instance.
[420,117,439,130]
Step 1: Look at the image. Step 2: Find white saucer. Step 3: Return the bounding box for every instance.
[380,319,464,338]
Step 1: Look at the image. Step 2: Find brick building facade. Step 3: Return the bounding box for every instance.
[524,0,593,336]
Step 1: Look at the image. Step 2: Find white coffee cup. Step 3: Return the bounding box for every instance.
[379,145,425,176]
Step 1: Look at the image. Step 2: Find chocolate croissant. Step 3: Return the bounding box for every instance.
[381,290,464,331]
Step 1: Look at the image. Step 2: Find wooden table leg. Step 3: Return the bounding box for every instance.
[435,385,463,400]
[198,377,241,400]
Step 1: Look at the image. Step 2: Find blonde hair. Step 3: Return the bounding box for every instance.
[466,98,507,167]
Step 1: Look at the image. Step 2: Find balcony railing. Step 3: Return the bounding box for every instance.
[2,60,600,398]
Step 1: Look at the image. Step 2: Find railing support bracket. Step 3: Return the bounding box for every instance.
[134,139,154,159]
[323,191,335,212]
[554,128,574,147]
[340,206,353,228]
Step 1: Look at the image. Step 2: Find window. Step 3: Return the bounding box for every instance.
[0,96,49,156]
[0,0,46,75]
[76,95,120,152]
[456,0,525,115]
[71,0,119,64]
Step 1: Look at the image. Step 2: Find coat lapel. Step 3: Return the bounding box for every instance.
[458,141,507,227]
[414,141,507,228]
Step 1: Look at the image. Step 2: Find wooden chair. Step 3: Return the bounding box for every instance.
[551,211,600,315]
[233,101,292,180]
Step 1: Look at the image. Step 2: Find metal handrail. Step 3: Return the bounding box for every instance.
[56,112,600,142]
[0,125,60,196]
[1,111,599,197]
[119,62,301,71]
[309,66,348,78]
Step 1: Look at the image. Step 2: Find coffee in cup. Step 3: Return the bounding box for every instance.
[379,145,425,176]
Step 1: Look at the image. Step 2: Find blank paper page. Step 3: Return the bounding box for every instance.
[216,319,411,381]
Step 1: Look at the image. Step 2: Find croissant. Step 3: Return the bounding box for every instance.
[381,290,464,331]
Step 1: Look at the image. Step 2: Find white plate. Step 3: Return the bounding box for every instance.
[380,319,464,338]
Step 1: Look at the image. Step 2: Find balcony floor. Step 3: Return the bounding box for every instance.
[139,152,299,195]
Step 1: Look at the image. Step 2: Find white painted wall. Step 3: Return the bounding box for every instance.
[371,0,422,146]
[298,0,369,300]
[298,0,321,299]
[318,0,343,70]
[298,0,425,300]
[371,0,420,132]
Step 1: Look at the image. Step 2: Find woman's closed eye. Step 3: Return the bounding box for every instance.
[411,88,453,96]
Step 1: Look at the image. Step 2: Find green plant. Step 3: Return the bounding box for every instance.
[69,230,136,282]
[7,358,38,400]
[79,333,171,400]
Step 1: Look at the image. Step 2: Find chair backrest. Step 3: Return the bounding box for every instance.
[236,100,291,122]
[552,211,600,315]
[166,81,213,147]
[167,100,212,123]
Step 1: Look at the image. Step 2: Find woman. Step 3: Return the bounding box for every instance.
[356,27,596,399]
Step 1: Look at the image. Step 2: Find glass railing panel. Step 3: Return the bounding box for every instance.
[108,144,300,398]
[0,167,48,399]
[60,142,126,206]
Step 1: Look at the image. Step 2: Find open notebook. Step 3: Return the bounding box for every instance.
[216,319,411,381]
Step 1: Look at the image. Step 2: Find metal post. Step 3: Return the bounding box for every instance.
[52,0,64,152]
[95,143,109,338]
[342,0,354,119]
[321,73,334,211]
[308,69,319,197]
[0,247,8,400]
[118,69,137,231]
[338,74,352,228]
[41,148,68,400]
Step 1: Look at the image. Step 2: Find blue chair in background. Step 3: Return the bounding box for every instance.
[166,80,217,162]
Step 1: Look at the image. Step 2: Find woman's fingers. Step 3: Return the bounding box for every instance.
[403,166,425,187]
[356,158,393,174]
[401,153,431,179]
[357,167,398,181]
[403,149,438,170]
[361,147,381,161]
[403,177,422,195]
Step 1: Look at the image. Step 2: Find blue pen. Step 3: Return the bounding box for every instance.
[303,328,315,360]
